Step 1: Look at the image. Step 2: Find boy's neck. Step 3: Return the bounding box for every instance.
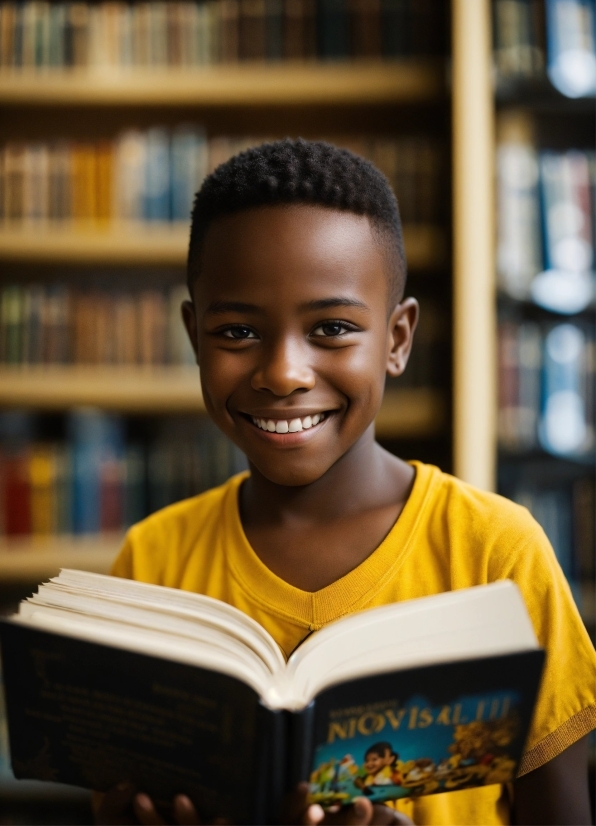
[238,428,415,591]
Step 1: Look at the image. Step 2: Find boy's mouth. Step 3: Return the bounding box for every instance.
[249,412,327,434]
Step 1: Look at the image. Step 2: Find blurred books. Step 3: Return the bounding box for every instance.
[0,131,443,226]
[498,317,594,457]
[0,409,247,538]
[493,0,596,97]
[0,0,443,68]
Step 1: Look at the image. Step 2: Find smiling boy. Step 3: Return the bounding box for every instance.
[104,140,596,826]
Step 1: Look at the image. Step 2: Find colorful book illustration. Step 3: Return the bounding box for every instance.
[0,577,544,823]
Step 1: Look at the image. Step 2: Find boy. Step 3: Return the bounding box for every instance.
[98,140,596,825]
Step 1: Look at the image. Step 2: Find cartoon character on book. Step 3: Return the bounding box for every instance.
[354,742,403,792]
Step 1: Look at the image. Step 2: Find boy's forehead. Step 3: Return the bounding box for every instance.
[195,204,388,302]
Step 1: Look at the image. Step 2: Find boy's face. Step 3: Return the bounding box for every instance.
[364,750,392,774]
[183,204,417,487]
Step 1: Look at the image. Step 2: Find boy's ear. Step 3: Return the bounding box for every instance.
[386,297,419,378]
[181,300,199,363]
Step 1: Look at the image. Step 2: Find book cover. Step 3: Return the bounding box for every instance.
[0,620,544,824]
[303,652,544,806]
[0,578,545,824]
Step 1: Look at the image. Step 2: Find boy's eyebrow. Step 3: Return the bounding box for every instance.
[300,297,371,312]
[205,300,263,315]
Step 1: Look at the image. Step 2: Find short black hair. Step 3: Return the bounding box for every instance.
[365,742,397,760]
[187,138,406,304]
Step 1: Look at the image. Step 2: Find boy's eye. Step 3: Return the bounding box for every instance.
[311,321,356,337]
[222,325,257,339]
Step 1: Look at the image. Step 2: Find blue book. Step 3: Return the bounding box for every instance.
[144,128,172,222]
[539,322,588,455]
[545,0,596,97]
[69,410,124,534]
[170,126,207,222]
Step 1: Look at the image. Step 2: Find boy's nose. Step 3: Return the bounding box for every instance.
[251,340,316,396]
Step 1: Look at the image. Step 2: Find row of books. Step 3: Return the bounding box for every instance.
[0,0,444,68]
[498,318,595,457]
[0,283,445,387]
[0,130,443,225]
[497,136,595,312]
[0,283,195,366]
[0,409,247,536]
[493,0,596,98]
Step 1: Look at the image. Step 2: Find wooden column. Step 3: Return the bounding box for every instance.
[452,0,496,490]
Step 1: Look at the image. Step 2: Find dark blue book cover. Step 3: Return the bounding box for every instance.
[0,619,543,824]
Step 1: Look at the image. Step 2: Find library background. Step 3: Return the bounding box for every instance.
[0,0,593,822]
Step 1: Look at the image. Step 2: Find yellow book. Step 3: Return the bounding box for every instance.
[29,444,57,536]
[71,144,97,221]
[95,140,113,223]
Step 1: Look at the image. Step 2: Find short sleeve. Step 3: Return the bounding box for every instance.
[500,521,596,774]
[110,532,134,579]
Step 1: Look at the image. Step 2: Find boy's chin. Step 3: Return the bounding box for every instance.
[249,457,335,488]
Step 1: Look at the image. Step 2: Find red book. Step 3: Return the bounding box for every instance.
[100,457,123,532]
[3,452,31,535]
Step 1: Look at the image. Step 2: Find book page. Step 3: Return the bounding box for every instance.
[54,569,285,670]
[277,582,538,709]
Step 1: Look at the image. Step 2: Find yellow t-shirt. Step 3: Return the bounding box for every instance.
[112,460,596,826]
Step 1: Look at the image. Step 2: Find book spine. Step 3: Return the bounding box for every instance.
[380,0,408,58]
[239,0,266,60]
[316,0,349,60]
[287,701,316,791]
[249,704,287,825]
[264,0,284,60]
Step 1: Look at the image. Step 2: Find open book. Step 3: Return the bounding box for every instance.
[0,573,544,824]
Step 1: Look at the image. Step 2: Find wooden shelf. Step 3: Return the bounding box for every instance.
[0,222,445,269]
[0,61,444,107]
[0,534,121,582]
[0,366,205,413]
[0,366,444,434]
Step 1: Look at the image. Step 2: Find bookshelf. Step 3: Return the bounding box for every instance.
[0,2,452,588]
[0,534,120,582]
[0,60,443,106]
[0,222,446,268]
[0,367,443,436]
[451,0,595,659]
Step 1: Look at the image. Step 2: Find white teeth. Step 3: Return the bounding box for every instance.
[252,413,326,432]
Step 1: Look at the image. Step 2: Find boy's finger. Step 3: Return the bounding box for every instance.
[133,793,166,825]
[280,781,311,824]
[369,804,415,825]
[173,794,201,825]
[304,803,326,824]
[95,783,137,825]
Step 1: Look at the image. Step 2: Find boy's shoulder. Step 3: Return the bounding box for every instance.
[413,460,542,540]
[126,471,248,543]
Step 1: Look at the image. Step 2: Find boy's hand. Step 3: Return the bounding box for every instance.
[283,783,415,825]
[93,786,205,825]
